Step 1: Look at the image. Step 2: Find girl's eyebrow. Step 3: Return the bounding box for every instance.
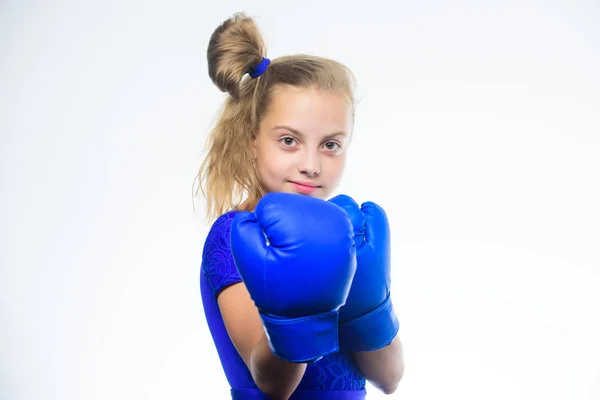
[272,125,347,140]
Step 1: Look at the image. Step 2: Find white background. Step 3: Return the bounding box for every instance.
[1,0,599,399]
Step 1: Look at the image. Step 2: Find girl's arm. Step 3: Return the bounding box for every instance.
[351,336,405,395]
[218,282,306,399]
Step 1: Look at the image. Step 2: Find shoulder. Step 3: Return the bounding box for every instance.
[202,210,241,259]
[205,210,241,244]
[201,210,243,297]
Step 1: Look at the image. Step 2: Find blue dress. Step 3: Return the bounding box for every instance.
[200,211,367,399]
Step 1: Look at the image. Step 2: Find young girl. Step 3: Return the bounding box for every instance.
[195,12,404,400]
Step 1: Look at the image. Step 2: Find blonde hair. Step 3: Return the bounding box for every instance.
[193,12,356,223]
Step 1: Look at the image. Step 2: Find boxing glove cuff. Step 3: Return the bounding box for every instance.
[260,310,339,363]
[339,294,399,352]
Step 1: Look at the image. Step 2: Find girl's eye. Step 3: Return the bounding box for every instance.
[280,137,297,147]
[324,141,341,151]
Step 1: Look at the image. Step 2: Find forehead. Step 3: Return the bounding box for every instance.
[263,85,353,135]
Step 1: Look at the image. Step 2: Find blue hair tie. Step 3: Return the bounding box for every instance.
[248,57,270,78]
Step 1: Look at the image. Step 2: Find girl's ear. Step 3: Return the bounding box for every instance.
[251,137,258,159]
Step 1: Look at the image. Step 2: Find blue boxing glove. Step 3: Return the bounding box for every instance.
[329,195,400,352]
[230,192,357,363]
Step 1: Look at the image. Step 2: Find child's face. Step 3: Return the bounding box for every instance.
[252,85,353,200]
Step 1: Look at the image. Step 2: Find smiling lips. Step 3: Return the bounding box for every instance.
[289,181,320,195]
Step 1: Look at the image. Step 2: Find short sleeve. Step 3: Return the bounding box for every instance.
[201,211,243,298]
